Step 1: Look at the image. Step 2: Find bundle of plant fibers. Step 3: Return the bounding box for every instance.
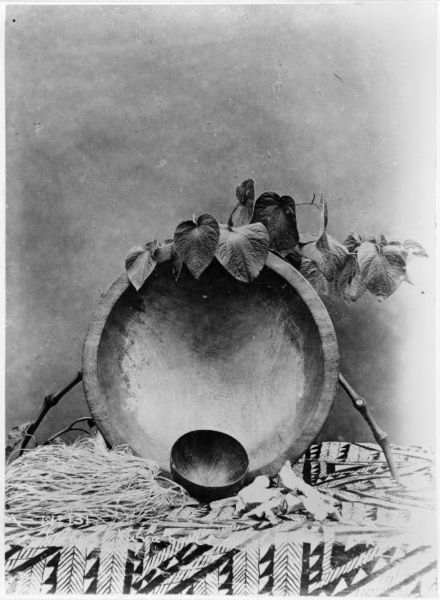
[5,436,188,544]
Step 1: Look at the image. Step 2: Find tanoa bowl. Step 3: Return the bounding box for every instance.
[82,244,339,476]
[170,429,249,502]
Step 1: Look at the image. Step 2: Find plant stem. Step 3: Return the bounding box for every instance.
[19,372,83,456]
[338,372,401,484]
[44,417,94,444]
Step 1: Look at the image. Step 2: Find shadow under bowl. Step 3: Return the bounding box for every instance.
[170,429,249,502]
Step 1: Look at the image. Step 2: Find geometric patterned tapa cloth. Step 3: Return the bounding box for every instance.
[5,442,437,596]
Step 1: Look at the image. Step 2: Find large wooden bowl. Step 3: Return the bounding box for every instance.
[82,245,339,476]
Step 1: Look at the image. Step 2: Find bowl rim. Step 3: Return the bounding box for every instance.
[81,244,339,473]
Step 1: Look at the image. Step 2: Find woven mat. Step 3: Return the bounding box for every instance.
[5,441,437,596]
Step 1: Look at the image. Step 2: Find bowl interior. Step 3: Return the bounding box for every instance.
[93,258,335,475]
[171,430,249,488]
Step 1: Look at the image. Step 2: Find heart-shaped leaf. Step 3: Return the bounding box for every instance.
[125,240,159,291]
[301,232,348,281]
[283,247,302,270]
[381,239,409,260]
[297,194,328,245]
[229,179,255,227]
[215,222,270,282]
[335,255,367,303]
[301,234,333,278]
[327,234,349,269]
[252,192,299,256]
[271,246,302,270]
[403,239,428,257]
[321,194,329,230]
[171,244,184,281]
[297,204,321,244]
[357,241,406,300]
[343,232,367,253]
[174,214,220,279]
[298,228,321,245]
[300,257,331,297]
[236,179,255,205]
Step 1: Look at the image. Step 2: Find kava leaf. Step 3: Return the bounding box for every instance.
[403,239,428,257]
[301,232,348,281]
[174,214,220,279]
[357,241,407,300]
[252,192,299,256]
[300,257,331,297]
[125,239,159,291]
[335,254,366,303]
[229,179,255,227]
[297,194,327,245]
[343,232,367,253]
[215,222,270,283]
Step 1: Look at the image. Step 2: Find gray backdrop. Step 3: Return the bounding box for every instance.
[6,4,436,448]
